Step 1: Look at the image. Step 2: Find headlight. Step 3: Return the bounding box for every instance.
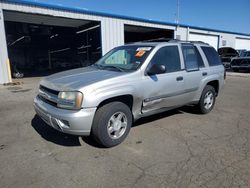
[57,91,83,110]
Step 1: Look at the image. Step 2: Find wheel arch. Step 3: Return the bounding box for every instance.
[97,94,134,111]
[206,80,219,95]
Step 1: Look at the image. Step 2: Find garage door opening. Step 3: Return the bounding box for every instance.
[124,24,174,43]
[4,11,102,78]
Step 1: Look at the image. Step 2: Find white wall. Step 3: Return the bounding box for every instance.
[219,33,235,48]
[101,18,124,55]
[176,27,188,40]
[0,9,10,84]
[235,38,250,50]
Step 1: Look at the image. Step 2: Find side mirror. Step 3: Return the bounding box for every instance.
[147,64,166,76]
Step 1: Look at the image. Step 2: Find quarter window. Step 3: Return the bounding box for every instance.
[201,47,222,66]
[150,46,181,73]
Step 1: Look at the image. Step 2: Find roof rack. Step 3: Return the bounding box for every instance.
[188,41,209,45]
[129,38,210,45]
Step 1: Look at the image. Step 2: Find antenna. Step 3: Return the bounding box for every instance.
[176,0,180,25]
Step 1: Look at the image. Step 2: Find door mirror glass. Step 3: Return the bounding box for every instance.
[147,64,166,76]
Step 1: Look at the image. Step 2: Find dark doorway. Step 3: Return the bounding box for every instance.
[124,24,174,43]
[4,11,102,77]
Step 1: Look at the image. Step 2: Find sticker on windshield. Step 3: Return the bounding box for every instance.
[136,47,152,51]
[135,50,146,57]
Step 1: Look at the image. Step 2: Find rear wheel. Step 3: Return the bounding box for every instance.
[197,85,216,114]
[91,102,132,147]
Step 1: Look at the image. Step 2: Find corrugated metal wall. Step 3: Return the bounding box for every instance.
[0,8,9,84]
[101,18,124,55]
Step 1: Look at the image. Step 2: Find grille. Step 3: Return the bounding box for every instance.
[221,57,231,62]
[38,95,57,107]
[38,85,59,107]
[40,85,59,95]
[231,59,250,66]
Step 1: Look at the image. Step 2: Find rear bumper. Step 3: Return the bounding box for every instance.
[34,96,96,136]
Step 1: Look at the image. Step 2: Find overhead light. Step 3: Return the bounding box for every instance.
[50,48,70,54]
[92,51,102,54]
[50,34,59,39]
[76,25,100,34]
[77,45,92,50]
[9,36,26,47]
[96,46,101,50]
[78,51,87,54]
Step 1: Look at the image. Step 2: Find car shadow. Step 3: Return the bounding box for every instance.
[31,115,81,146]
[31,105,200,147]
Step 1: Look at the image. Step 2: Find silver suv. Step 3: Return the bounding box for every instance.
[34,41,225,147]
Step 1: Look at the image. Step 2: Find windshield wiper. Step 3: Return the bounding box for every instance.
[103,65,125,72]
[92,64,103,69]
[92,64,125,72]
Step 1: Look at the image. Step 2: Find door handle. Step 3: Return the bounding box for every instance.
[176,76,183,81]
[202,72,208,76]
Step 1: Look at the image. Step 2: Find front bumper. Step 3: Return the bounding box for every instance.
[231,65,250,70]
[34,96,96,136]
[222,62,231,69]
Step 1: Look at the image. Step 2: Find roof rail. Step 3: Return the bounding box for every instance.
[188,41,209,45]
[128,38,210,45]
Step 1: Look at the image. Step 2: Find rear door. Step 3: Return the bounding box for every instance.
[181,44,204,102]
[141,45,186,113]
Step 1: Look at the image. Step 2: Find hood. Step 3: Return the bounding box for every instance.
[218,47,239,57]
[40,66,125,91]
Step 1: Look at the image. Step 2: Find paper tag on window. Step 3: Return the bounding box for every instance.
[136,47,152,51]
[135,50,146,57]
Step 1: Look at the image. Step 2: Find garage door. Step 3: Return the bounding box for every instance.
[235,38,250,50]
[189,33,219,49]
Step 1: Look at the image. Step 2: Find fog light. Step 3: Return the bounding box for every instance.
[57,119,70,128]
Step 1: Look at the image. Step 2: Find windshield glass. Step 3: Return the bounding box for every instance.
[241,51,250,57]
[94,45,153,72]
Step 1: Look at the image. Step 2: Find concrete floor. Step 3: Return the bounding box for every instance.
[0,74,250,188]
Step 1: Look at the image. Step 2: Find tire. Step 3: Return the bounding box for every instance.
[197,85,216,114]
[91,102,132,147]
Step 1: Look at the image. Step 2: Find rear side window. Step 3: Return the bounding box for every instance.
[201,47,222,66]
[182,45,199,71]
[150,46,181,73]
[195,47,205,68]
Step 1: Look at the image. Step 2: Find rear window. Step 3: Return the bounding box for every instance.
[201,47,222,66]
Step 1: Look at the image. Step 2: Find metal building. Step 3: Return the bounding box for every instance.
[0,0,250,84]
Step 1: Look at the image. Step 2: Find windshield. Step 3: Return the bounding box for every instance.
[241,51,250,57]
[94,45,153,72]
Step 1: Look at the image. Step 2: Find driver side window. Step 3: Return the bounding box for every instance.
[150,46,181,73]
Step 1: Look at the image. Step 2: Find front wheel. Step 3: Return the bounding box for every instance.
[91,102,132,147]
[197,85,216,114]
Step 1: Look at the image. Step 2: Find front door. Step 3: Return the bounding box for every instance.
[141,45,186,113]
